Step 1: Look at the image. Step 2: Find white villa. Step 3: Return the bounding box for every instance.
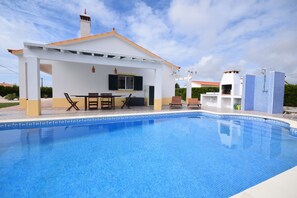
[8,11,179,116]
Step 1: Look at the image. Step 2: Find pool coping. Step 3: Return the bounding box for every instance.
[1,109,297,131]
[230,166,297,198]
[1,109,297,198]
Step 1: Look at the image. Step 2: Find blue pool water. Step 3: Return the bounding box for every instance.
[1,113,297,197]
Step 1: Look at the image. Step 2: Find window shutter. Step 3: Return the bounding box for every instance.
[134,76,143,90]
[109,74,118,90]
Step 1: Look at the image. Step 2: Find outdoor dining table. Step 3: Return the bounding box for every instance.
[72,94,123,110]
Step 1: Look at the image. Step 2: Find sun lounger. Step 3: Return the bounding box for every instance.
[187,98,201,109]
[169,96,182,109]
[283,108,297,119]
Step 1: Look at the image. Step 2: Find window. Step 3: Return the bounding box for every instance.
[109,74,143,91]
[118,76,125,89]
[126,76,134,89]
[118,75,134,90]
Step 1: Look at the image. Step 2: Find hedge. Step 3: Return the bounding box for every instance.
[0,85,19,97]
[176,85,297,107]
[176,87,219,101]
[284,84,297,107]
[1,84,296,106]
[0,86,52,98]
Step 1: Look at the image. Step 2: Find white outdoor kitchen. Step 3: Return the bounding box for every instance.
[201,70,242,110]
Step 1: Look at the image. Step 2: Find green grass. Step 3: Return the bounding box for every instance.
[0,102,19,108]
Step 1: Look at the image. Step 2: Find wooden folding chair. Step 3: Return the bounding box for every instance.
[121,93,132,109]
[100,93,112,110]
[88,93,99,110]
[64,93,80,111]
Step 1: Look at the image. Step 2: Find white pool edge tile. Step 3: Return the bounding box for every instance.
[1,109,296,128]
[230,166,297,198]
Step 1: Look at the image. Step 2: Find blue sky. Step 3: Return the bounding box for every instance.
[0,0,297,86]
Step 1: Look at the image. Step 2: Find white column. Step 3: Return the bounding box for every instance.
[18,57,27,109]
[26,56,41,116]
[154,67,163,110]
[186,76,192,102]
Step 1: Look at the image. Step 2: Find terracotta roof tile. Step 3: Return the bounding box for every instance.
[192,81,220,86]
[0,82,14,87]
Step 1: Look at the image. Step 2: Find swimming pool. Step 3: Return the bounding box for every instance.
[1,112,297,197]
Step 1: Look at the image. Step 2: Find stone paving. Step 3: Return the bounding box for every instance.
[1,99,296,125]
[0,98,181,120]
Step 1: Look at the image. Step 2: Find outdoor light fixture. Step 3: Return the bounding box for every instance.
[92,66,95,73]
[114,68,117,74]
[187,68,198,76]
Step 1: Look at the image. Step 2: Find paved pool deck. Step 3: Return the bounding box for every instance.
[1,99,296,125]
[1,99,297,198]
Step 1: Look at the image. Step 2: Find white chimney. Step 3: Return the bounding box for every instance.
[220,70,241,96]
[80,9,91,37]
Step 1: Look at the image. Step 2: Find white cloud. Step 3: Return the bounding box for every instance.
[167,0,297,83]
[245,28,297,83]
[190,55,225,81]
[168,0,253,47]
[74,0,121,29]
[191,56,256,82]
[0,0,78,85]
[124,2,196,65]
[0,0,296,85]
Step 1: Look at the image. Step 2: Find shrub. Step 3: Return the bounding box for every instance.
[4,93,17,100]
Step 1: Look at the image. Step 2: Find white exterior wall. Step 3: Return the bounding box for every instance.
[18,56,27,99]
[20,34,176,104]
[161,65,175,98]
[192,83,202,88]
[192,82,219,88]
[61,36,152,58]
[52,61,155,98]
[233,75,241,96]
[51,35,175,99]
